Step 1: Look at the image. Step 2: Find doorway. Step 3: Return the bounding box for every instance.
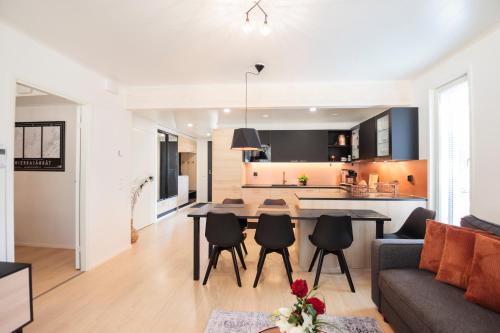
[13,83,82,297]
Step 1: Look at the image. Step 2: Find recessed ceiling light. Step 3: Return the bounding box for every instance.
[262,114,269,118]
[309,107,317,112]
[187,123,193,127]
[206,132,211,137]
[223,108,231,113]
[331,113,338,116]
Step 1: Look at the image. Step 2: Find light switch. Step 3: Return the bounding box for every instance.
[0,146,6,168]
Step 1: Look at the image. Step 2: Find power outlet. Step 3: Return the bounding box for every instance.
[253,172,258,177]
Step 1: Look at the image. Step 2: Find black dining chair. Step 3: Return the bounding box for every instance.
[203,212,246,287]
[308,215,355,292]
[222,198,249,254]
[384,207,436,239]
[253,214,295,288]
[263,198,287,206]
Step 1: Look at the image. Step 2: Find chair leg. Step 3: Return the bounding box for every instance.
[313,249,325,288]
[308,247,320,272]
[281,249,293,286]
[208,243,213,258]
[336,251,345,274]
[241,240,248,255]
[284,247,293,272]
[339,250,355,292]
[230,247,242,287]
[253,247,267,288]
[203,247,218,285]
[235,244,247,270]
[213,250,220,268]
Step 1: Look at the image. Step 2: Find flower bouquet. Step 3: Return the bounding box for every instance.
[271,279,336,333]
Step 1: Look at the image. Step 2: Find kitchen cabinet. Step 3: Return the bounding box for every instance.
[351,127,360,160]
[359,117,377,160]
[271,130,328,162]
[375,107,419,160]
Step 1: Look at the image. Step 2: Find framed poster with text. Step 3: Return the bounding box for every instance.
[14,121,65,171]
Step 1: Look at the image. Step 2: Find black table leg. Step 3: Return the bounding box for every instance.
[376,219,384,239]
[193,217,200,280]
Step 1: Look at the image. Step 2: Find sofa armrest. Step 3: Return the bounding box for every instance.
[371,239,424,308]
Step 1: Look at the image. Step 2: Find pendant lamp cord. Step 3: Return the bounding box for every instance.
[245,71,260,128]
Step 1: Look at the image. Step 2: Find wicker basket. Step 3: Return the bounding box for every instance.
[350,184,369,197]
[376,182,400,195]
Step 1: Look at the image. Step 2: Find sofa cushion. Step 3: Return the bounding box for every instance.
[461,215,500,236]
[436,226,477,289]
[465,234,500,313]
[419,220,447,273]
[379,269,500,333]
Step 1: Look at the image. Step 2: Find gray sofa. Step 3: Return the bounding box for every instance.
[371,215,500,333]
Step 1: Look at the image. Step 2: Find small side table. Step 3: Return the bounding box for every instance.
[0,262,33,333]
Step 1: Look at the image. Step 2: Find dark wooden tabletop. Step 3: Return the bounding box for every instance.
[187,203,391,221]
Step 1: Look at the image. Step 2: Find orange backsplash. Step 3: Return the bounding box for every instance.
[356,160,428,197]
[244,160,428,197]
[244,163,346,185]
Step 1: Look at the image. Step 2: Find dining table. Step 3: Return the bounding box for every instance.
[187,203,391,281]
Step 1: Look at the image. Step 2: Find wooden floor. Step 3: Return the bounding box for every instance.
[15,246,80,298]
[26,209,394,333]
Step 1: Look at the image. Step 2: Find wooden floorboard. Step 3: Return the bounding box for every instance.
[15,246,79,298]
[25,210,394,333]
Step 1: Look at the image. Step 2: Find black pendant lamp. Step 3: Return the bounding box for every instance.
[231,63,265,150]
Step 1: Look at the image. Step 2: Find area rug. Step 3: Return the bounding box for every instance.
[204,310,383,333]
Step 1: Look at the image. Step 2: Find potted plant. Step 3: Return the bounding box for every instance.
[131,176,153,244]
[298,174,309,186]
[268,279,335,333]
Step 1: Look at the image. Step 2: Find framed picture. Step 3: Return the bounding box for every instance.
[14,121,65,171]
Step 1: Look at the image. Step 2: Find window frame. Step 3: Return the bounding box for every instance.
[431,74,472,224]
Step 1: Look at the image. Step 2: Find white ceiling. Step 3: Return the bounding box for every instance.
[133,107,386,138]
[1,0,500,85]
[16,83,77,106]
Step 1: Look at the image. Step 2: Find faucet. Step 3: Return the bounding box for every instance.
[282,171,287,185]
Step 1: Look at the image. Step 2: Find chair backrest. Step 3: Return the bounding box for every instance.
[263,198,286,206]
[398,207,436,239]
[255,214,295,249]
[310,215,353,250]
[205,212,243,247]
[222,198,245,204]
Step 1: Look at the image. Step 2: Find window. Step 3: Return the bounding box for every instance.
[435,76,470,225]
[157,130,178,200]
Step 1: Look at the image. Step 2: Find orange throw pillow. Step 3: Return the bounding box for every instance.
[465,234,500,313]
[436,227,477,289]
[419,220,447,273]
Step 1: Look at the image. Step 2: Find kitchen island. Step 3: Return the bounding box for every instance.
[296,191,427,271]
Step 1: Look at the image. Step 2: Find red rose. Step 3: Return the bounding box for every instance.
[307,297,326,315]
[291,279,308,298]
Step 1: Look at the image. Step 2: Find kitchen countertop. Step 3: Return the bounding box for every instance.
[295,192,427,201]
[242,184,349,189]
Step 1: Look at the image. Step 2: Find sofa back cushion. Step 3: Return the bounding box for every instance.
[461,215,500,236]
[419,220,447,273]
[465,234,500,313]
[436,227,478,289]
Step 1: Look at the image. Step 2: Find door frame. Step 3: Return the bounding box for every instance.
[10,79,88,271]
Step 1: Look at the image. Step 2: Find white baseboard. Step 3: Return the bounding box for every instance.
[14,241,75,250]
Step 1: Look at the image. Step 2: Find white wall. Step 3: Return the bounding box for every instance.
[196,139,208,203]
[127,81,412,110]
[14,104,77,249]
[413,24,500,225]
[131,114,157,229]
[0,22,132,269]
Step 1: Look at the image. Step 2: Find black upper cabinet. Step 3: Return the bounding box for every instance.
[358,118,377,160]
[271,130,328,162]
[382,107,419,160]
[356,107,419,161]
[258,130,271,146]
